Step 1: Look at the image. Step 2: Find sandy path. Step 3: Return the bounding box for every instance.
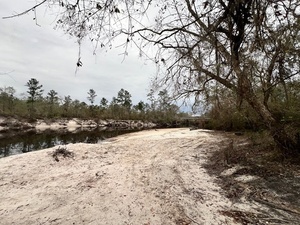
[0,128,244,224]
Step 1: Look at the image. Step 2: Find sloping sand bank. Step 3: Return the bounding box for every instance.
[0,128,258,224]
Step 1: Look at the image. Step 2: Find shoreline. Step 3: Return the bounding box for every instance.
[0,116,157,138]
[0,128,244,224]
[2,128,295,224]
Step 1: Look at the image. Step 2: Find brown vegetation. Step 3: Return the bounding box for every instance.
[51,146,74,162]
[205,131,300,224]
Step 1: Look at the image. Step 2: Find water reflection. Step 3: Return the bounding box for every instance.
[0,127,140,158]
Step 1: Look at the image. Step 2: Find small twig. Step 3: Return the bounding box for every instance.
[2,0,47,19]
[33,8,41,27]
[253,197,300,216]
[0,70,16,82]
[186,214,202,225]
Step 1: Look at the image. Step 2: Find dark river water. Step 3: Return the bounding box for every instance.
[0,128,140,158]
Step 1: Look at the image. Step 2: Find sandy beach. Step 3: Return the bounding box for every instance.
[0,128,260,224]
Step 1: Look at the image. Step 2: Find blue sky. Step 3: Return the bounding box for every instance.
[0,1,157,105]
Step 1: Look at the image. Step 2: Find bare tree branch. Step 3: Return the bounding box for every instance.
[2,0,47,19]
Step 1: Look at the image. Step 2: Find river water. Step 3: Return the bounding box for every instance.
[0,128,140,158]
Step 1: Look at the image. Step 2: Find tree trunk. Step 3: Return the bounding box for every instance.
[231,59,299,155]
[243,86,299,155]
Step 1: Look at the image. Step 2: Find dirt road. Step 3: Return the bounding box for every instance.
[0,128,257,224]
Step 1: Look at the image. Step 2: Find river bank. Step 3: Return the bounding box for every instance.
[0,116,157,138]
[1,128,300,224]
[0,128,288,225]
[0,128,236,224]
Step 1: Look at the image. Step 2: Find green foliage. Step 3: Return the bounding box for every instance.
[143,89,180,124]
[47,90,59,104]
[134,101,146,113]
[46,90,59,118]
[26,78,43,102]
[0,84,185,124]
[116,88,132,110]
[0,86,16,115]
[87,89,97,105]
[25,78,43,118]
[62,95,72,117]
[87,89,97,117]
[100,97,108,110]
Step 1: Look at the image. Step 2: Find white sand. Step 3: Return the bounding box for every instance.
[0,128,253,224]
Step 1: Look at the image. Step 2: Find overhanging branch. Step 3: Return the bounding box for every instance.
[2,0,47,19]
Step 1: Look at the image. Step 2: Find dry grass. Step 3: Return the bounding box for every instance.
[51,146,74,162]
[205,131,300,224]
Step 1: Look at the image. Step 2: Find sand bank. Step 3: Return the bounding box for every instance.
[0,128,260,224]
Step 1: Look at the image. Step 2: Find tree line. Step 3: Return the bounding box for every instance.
[0,78,186,123]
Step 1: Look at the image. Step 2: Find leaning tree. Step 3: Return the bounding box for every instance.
[4,0,300,153]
